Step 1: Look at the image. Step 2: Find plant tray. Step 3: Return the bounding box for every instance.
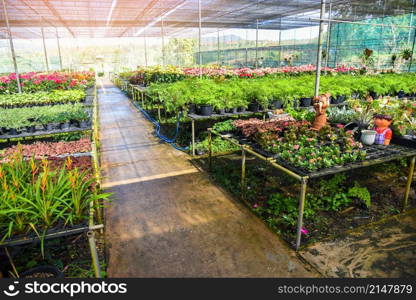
[0,126,92,140]
[392,135,416,149]
[226,132,416,178]
[188,110,270,120]
[0,222,91,248]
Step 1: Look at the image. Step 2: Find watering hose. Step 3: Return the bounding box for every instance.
[132,101,189,151]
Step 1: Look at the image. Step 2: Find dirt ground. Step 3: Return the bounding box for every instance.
[299,208,416,277]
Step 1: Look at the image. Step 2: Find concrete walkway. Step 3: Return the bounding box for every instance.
[99,80,315,277]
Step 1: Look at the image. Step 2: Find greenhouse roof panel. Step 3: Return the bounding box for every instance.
[1,0,415,39]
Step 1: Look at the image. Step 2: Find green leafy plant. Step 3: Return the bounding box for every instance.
[0,153,110,249]
[348,183,371,208]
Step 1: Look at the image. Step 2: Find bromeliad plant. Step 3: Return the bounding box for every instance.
[0,152,109,245]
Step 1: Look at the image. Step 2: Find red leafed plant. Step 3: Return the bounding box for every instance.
[233,118,310,138]
[1,138,91,159]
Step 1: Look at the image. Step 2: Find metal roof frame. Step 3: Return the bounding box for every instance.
[1,0,414,39]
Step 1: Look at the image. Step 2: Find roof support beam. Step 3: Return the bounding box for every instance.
[41,0,75,37]
[1,0,22,93]
[119,0,159,37]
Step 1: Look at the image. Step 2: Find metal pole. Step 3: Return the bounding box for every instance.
[191,119,195,156]
[241,147,246,200]
[408,0,415,45]
[55,27,63,70]
[143,29,148,67]
[161,16,165,66]
[324,0,333,72]
[408,25,416,72]
[377,1,387,70]
[334,24,340,67]
[310,18,416,29]
[41,27,49,71]
[255,19,259,68]
[208,129,212,171]
[198,0,202,79]
[245,29,248,67]
[2,0,22,93]
[278,30,282,66]
[314,0,326,97]
[403,156,416,211]
[295,178,308,250]
[217,29,220,65]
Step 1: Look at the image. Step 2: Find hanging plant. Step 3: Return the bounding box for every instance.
[401,48,413,61]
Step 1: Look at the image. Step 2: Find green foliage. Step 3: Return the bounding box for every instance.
[146,72,416,114]
[309,175,353,211]
[0,103,89,129]
[327,106,358,124]
[212,120,236,133]
[348,183,371,208]
[0,153,110,245]
[256,174,371,229]
[258,193,315,228]
[0,90,86,108]
[192,136,239,154]
[286,107,315,123]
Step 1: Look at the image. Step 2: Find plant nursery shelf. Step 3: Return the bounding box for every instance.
[208,129,416,250]
[188,110,271,120]
[227,132,416,178]
[0,127,92,140]
[0,224,104,248]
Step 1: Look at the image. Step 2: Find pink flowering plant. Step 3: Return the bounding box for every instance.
[233,118,366,172]
[0,71,94,94]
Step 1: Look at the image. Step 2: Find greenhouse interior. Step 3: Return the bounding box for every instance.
[1,0,416,281]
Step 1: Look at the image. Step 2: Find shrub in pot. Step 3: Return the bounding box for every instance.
[188,103,196,114]
[9,128,22,135]
[199,104,213,116]
[217,108,225,115]
[26,125,36,133]
[248,102,260,112]
[299,97,312,107]
[271,100,283,109]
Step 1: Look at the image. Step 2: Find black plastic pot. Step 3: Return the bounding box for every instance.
[337,95,346,103]
[80,120,89,128]
[26,125,36,133]
[9,128,22,135]
[60,122,71,130]
[20,265,64,278]
[188,103,196,114]
[330,96,345,104]
[199,105,213,116]
[70,119,80,127]
[272,100,283,109]
[248,102,260,112]
[397,90,406,98]
[47,123,60,131]
[217,108,225,115]
[299,98,312,107]
[369,91,378,99]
